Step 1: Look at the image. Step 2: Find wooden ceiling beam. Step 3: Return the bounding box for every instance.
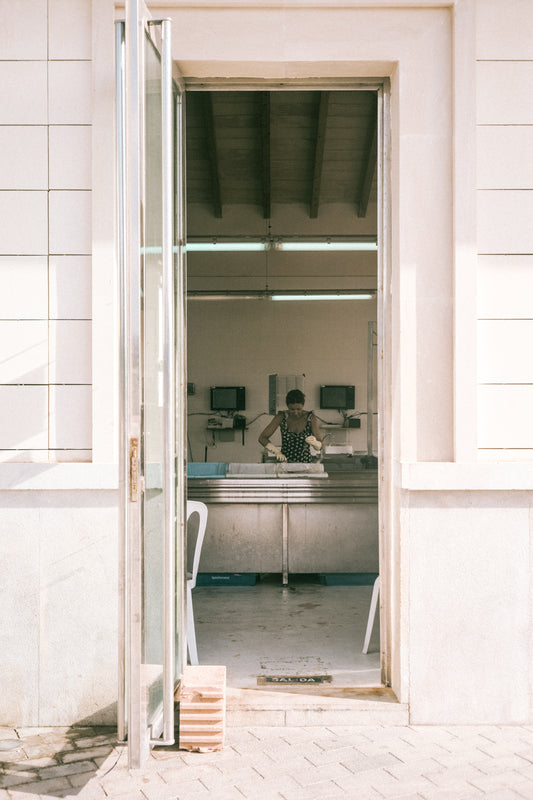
[202,92,223,218]
[310,91,330,219]
[356,105,377,218]
[261,92,271,219]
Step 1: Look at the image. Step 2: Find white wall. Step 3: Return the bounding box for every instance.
[476,0,533,460]
[0,0,93,463]
[187,294,377,463]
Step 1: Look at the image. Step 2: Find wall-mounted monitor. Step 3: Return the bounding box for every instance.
[319,385,355,410]
[210,386,246,411]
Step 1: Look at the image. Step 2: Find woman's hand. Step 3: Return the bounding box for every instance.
[305,435,322,450]
[266,442,287,462]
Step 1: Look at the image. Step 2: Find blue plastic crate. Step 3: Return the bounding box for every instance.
[196,573,258,586]
[318,572,378,586]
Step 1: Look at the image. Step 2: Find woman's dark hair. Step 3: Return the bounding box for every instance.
[286,389,305,405]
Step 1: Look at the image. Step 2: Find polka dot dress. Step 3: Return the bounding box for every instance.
[280,411,313,463]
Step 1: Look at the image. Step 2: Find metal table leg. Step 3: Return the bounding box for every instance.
[282,503,289,586]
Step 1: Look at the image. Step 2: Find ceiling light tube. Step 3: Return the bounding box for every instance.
[271,293,374,301]
[275,242,377,251]
[186,242,266,252]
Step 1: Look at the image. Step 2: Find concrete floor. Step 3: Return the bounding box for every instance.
[193,575,381,690]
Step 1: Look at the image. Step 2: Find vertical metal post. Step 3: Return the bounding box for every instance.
[367,321,376,456]
[125,0,146,769]
[115,19,127,745]
[160,17,175,746]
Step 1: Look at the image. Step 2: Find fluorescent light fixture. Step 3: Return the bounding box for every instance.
[186,237,377,252]
[271,293,374,301]
[186,242,266,252]
[188,290,375,301]
[188,292,267,300]
[275,242,377,252]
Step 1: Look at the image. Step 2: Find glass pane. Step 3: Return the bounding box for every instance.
[142,32,166,728]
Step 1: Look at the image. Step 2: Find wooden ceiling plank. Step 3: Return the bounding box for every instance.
[356,108,378,218]
[310,91,330,219]
[261,92,271,219]
[202,92,223,218]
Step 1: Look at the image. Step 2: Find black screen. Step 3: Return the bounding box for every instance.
[210,386,245,410]
[320,385,355,410]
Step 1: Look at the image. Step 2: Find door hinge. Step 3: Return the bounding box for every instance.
[130,437,140,502]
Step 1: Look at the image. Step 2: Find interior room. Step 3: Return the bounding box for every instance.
[185,89,381,691]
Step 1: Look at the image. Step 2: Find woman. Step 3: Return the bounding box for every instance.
[258,389,323,463]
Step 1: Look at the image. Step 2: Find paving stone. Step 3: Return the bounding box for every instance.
[232,770,302,797]
[513,778,533,798]
[0,770,41,789]
[339,751,404,774]
[418,789,482,800]
[74,734,118,748]
[470,754,533,775]
[37,759,96,779]
[272,778,346,799]
[289,761,352,786]
[62,745,117,763]
[468,769,531,793]
[12,756,59,768]
[8,776,72,795]
[156,762,223,789]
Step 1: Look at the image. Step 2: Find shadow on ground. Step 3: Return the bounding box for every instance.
[0,716,123,798]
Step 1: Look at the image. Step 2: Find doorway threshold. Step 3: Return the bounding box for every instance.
[225,685,408,726]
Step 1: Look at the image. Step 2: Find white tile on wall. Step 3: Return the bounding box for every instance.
[0,256,48,319]
[0,386,48,449]
[477,126,533,190]
[49,320,92,384]
[478,255,533,319]
[478,320,533,384]
[49,126,92,190]
[477,191,533,255]
[0,450,50,463]
[476,0,533,61]
[49,191,92,255]
[49,256,92,319]
[0,127,48,190]
[48,61,92,125]
[49,450,92,462]
[0,192,48,255]
[49,385,92,449]
[48,0,92,60]
[477,62,533,125]
[478,384,533,448]
[0,62,48,125]
[0,321,48,384]
[1,0,47,59]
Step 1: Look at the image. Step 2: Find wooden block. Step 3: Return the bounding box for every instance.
[176,665,226,752]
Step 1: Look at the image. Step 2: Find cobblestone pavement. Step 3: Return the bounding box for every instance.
[1,724,533,800]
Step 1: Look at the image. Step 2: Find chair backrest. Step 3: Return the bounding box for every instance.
[186,500,208,584]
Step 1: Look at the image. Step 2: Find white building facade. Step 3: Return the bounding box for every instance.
[1,0,532,746]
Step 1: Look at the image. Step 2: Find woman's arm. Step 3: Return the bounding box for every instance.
[310,413,323,442]
[258,413,283,447]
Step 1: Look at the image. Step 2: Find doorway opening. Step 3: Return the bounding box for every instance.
[184,87,385,696]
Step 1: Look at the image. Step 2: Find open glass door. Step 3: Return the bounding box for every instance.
[117,0,186,769]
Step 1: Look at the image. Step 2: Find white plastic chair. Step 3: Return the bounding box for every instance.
[362,575,380,654]
[186,500,208,665]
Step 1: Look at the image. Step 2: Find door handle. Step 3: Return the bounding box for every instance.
[130,437,139,502]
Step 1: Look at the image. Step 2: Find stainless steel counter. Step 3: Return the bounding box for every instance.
[187,472,379,584]
[187,471,378,504]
